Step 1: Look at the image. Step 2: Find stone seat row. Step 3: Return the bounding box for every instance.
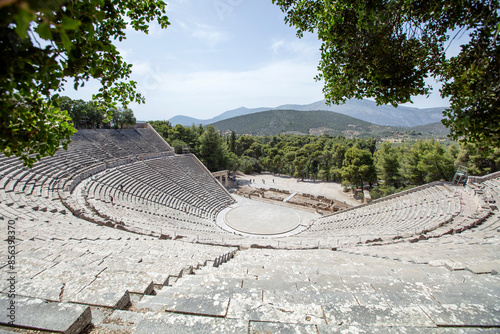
[306,185,461,236]
[0,129,174,199]
[0,209,237,310]
[88,168,221,220]
[105,183,209,219]
[129,247,500,332]
[87,197,239,241]
[343,228,500,275]
[170,155,231,201]
[483,178,500,205]
[85,156,233,219]
[73,128,173,158]
[146,157,232,204]
[117,161,218,211]
[136,127,174,152]
[0,127,237,248]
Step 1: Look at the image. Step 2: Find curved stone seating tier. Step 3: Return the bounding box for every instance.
[342,178,500,273]
[73,128,173,159]
[83,155,234,222]
[66,178,494,250]
[344,229,500,274]
[0,128,236,244]
[87,198,239,240]
[468,176,500,234]
[302,184,473,243]
[0,127,175,195]
[136,127,174,152]
[0,206,237,309]
[171,155,232,202]
[480,177,500,207]
[0,140,495,252]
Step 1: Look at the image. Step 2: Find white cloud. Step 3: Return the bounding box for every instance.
[271,39,285,54]
[131,59,324,120]
[270,38,320,59]
[130,61,153,76]
[193,29,227,46]
[170,17,229,48]
[189,23,229,47]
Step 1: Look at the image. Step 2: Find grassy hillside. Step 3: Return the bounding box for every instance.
[209,109,396,137]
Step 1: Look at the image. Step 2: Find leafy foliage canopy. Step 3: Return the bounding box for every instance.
[1,0,169,166]
[273,0,499,147]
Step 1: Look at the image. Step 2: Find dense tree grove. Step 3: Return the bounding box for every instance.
[150,122,500,199]
[59,96,136,129]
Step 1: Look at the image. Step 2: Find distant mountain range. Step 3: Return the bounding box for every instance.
[168,98,446,128]
[209,109,448,137]
[168,106,269,127]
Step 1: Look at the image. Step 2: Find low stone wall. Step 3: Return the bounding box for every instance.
[467,171,500,183]
[236,185,348,213]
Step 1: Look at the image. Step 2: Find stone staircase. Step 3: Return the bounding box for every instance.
[79,248,500,333]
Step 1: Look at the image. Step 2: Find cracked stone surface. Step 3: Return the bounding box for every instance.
[249,321,318,333]
[0,294,91,334]
[162,294,230,317]
[134,313,248,334]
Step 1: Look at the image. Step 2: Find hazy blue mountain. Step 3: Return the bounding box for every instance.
[168,98,446,127]
[169,106,269,127]
[274,99,445,127]
[208,106,269,124]
[168,115,201,126]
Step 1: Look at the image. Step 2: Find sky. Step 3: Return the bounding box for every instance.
[64,0,451,121]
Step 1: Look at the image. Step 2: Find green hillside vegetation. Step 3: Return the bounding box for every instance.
[209,109,392,137]
[408,122,450,136]
[380,122,451,142]
[150,121,500,200]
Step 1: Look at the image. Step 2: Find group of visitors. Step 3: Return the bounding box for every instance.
[130,155,145,163]
[249,178,275,184]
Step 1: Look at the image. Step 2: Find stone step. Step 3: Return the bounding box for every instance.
[284,192,298,203]
[317,325,500,333]
[0,293,91,334]
[136,285,249,316]
[68,279,131,309]
[133,312,248,334]
[250,321,318,334]
[155,275,243,295]
[91,309,144,333]
[148,275,326,325]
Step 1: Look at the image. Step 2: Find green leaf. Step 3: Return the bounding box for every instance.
[61,16,81,30]
[13,8,34,38]
[59,30,72,51]
[37,22,53,40]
